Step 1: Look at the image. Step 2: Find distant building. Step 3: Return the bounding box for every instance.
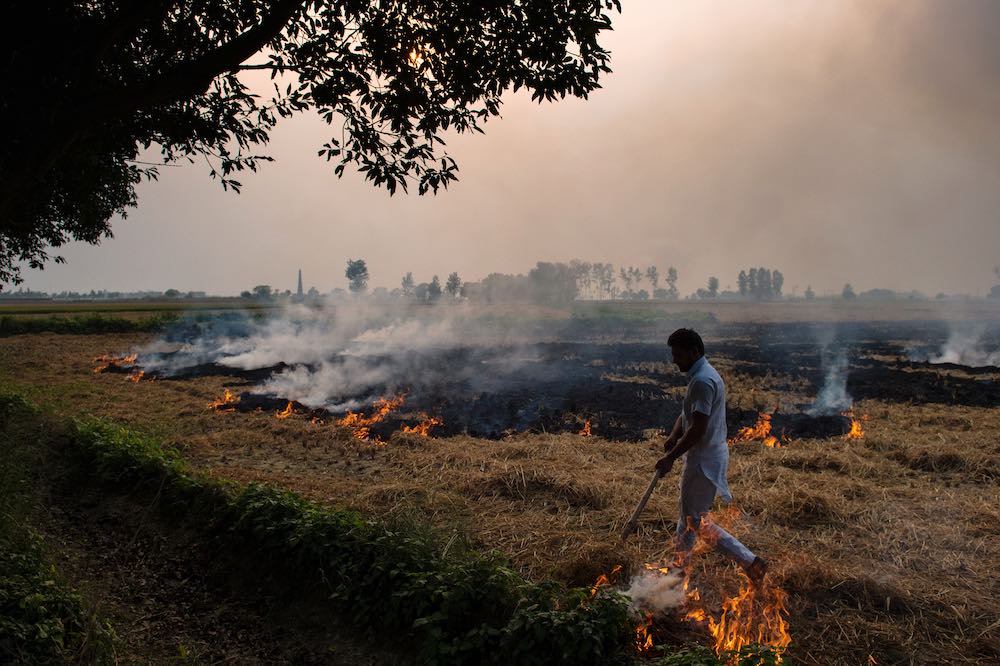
[297,269,303,296]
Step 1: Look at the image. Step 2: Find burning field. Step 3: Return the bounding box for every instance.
[2,303,999,663]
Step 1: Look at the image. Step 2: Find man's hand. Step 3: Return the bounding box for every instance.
[655,454,676,476]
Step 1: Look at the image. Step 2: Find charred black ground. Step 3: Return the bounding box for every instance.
[102,319,1000,441]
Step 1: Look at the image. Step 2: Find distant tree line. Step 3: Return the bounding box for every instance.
[737,268,784,301]
[0,288,206,301]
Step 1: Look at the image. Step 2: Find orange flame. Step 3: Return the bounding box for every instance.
[590,566,655,653]
[275,402,294,419]
[690,579,791,661]
[589,564,622,597]
[336,394,406,442]
[578,419,592,437]
[843,410,865,439]
[730,412,782,448]
[92,353,137,373]
[402,415,442,437]
[679,508,792,663]
[208,388,240,411]
[635,612,654,652]
[127,370,145,383]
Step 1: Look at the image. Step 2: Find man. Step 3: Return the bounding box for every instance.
[656,328,767,585]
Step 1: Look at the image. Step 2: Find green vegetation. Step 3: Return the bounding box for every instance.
[4,393,632,664]
[0,395,116,664]
[0,313,179,336]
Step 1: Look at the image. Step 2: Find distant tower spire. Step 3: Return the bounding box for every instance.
[297,269,303,296]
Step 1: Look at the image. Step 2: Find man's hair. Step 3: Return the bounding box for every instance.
[667,328,705,356]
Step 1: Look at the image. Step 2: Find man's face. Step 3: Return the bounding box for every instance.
[671,345,698,372]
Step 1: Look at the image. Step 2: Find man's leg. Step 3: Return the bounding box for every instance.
[676,463,756,568]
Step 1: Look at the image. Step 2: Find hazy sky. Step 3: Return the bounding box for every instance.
[16,0,1000,296]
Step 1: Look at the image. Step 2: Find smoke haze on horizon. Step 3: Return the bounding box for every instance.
[13,0,1000,297]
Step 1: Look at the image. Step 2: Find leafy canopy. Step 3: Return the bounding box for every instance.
[0,0,619,286]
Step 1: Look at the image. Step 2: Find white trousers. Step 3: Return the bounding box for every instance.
[676,462,756,567]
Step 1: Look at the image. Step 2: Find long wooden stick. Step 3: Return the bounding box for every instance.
[620,469,663,540]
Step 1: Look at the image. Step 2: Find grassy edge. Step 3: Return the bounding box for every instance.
[0,394,116,664]
[0,313,179,336]
[27,396,636,665]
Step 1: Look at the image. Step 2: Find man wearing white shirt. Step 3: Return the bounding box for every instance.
[656,328,767,585]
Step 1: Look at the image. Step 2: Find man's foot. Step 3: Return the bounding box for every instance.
[745,556,768,588]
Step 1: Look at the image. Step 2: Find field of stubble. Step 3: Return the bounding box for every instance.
[1,305,998,665]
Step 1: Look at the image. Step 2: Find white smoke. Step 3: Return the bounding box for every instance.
[807,349,853,415]
[133,300,541,410]
[623,569,687,614]
[926,325,1000,367]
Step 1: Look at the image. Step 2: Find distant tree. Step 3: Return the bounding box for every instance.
[428,275,442,301]
[645,266,659,292]
[737,270,748,298]
[665,266,679,300]
[842,283,856,300]
[569,260,593,299]
[629,266,643,292]
[529,262,579,305]
[240,290,253,299]
[163,288,181,298]
[345,259,369,293]
[252,285,273,299]
[619,266,632,294]
[635,289,649,300]
[707,276,719,298]
[758,267,773,299]
[445,272,462,298]
[804,285,815,301]
[772,270,784,298]
[401,272,415,296]
[307,286,319,297]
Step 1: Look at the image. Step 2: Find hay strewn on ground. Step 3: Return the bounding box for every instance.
[1,331,998,664]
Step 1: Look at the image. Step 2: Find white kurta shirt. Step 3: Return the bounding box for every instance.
[681,356,732,502]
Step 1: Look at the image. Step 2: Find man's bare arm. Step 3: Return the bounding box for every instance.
[656,411,709,475]
[663,413,684,451]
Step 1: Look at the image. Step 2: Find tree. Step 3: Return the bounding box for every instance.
[428,275,442,301]
[665,267,679,300]
[252,285,273,299]
[345,259,369,293]
[804,285,815,301]
[528,262,579,305]
[707,276,719,298]
[737,270,748,298]
[445,272,462,298]
[842,283,856,300]
[1,1,620,287]
[401,272,415,296]
[645,266,659,291]
[772,270,784,298]
[163,288,180,298]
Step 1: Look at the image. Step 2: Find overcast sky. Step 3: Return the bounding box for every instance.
[16,0,1000,296]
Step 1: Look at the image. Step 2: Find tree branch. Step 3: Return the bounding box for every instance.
[88,0,304,118]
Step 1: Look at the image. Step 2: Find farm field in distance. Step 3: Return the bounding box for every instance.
[2,299,999,664]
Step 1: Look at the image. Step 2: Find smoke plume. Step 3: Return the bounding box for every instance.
[623,569,687,615]
[924,325,1000,368]
[808,349,853,416]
